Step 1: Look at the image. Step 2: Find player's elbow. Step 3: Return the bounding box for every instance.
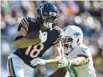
[15,40,21,48]
[15,40,25,48]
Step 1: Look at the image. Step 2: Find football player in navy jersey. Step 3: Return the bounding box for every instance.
[7,2,63,77]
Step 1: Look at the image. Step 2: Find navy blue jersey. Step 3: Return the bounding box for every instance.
[14,17,61,68]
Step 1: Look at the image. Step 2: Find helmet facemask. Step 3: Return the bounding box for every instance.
[42,12,58,22]
[62,36,73,49]
[62,35,80,49]
[42,12,58,30]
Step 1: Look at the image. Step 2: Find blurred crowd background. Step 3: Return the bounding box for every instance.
[1,1,103,77]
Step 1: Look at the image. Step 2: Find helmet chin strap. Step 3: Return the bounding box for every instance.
[44,21,53,30]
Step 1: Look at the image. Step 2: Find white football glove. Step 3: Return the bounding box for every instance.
[30,58,46,66]
[30,58,40,66]
[39,30,47,43]
[58,57,71,68]
[37,58,47,65]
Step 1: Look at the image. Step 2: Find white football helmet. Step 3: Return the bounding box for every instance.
[62,25,83,48]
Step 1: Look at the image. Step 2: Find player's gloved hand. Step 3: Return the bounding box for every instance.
[39,30,47,43]
[30,58,47,66]
[58,57,71,68]
[30,58,40,66]
[37,58,47,65]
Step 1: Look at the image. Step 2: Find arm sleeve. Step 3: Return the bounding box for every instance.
[15,17,29,41]
[70,48,90,66]
[76,48,90,58]
[18,17,29,34]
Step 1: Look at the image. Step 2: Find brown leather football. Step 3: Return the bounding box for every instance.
[26,30,39,39]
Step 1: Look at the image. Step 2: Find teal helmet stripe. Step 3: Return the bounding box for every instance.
[66,66,78,77]
[74,32,80,36]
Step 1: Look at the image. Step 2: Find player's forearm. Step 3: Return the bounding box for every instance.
[46,55,61,64]
[15,38,41,48]
[45,41,62,64]
[70,57,89,67]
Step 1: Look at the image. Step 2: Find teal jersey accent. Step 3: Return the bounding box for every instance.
[66,66,78,77]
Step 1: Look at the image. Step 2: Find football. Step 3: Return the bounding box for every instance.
[27,30,39,39]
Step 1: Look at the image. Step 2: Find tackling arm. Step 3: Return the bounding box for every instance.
[58,54,90,68]
[30,41,63,66]
[45,41,63,64]
[70,55,89,67]
[44,30,64,65]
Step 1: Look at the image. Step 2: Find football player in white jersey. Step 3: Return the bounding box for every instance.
[58,25,96,77]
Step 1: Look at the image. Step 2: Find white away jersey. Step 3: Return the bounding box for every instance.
[65,44,96,77]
